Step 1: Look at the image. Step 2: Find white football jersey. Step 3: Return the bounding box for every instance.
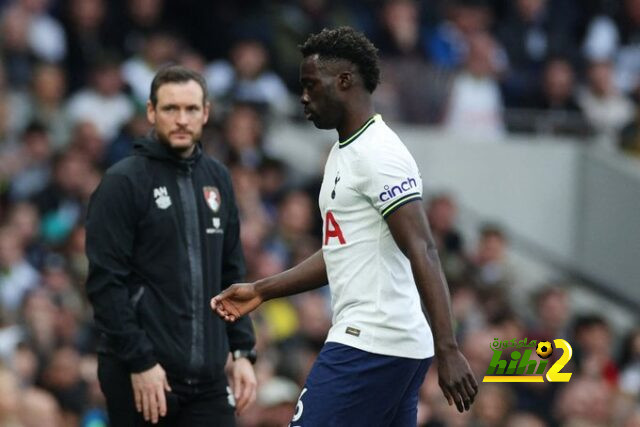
[319,114,434,359]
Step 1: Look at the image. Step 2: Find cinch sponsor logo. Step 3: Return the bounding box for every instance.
[379,177,418,202]
[483,337,573,383]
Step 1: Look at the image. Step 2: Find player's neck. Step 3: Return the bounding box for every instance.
[337,105,376,142]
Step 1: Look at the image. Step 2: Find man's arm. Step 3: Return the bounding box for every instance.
[211,250,327,322]
[386,200,478,413]
[256,249,327,300]
[86,173,171,423]
[85,173,156,371]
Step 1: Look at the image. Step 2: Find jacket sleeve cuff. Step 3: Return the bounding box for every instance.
[127,353,158,373]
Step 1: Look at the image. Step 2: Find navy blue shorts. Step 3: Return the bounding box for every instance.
[289,342,433,427]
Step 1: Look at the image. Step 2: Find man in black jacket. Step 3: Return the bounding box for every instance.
[85,65,257,426]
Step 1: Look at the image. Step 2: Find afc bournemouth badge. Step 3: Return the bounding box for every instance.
[203,186,221,213]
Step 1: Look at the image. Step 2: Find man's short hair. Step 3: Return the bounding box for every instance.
[149,65,208,106]
[300,26,381,93]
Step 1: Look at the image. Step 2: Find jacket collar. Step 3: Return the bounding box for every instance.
[134,131,202,172]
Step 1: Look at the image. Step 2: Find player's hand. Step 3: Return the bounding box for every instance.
[436,348,478,412]
[210,283,263,322]
[130,363,172,424]
[227,357,257,415]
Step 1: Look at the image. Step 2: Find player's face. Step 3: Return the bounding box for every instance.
[147,80,210,155]
[300,55,343,130]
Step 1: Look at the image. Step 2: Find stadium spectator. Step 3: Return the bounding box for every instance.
[66,55,134,141]
[32,150,91,245]
[40,346,88,426]
[530,57,581,113]
[217,103,268,168]
[5,201,45,270]
[427,0,492,69]
[67,121,106,168]
[374,0,454,124]
[205,39,294,117]
[578,59,635,140]
[62,0,119,91]
[554,375,614,427]
[19,289,58,360]
[509,56,594,135]
[471,383,514,426]
[19,63,70,149]
[497,0,578,107]
[471,224,518,303]
[572,314,619,386]
[104,113,150,167]
[375,0,426,59]
[115,0,167,57]
[450,282,485,341]
[527,285,572,341]
[426,194,470,283]
[8,122,52,201]
[583,0,640,94]
[14,0,67,63]
[121,29,180,107]
[0,227,39,321]
[268,0,357,91]
[443,31,506,138]
[0,4,36,89]
[17,387,63,427]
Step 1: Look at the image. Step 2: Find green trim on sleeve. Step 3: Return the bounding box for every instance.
[381,192,422,218]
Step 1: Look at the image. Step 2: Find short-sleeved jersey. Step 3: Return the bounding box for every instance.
[319,114,434,359]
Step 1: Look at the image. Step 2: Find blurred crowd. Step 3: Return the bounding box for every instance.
[0,0,639,426]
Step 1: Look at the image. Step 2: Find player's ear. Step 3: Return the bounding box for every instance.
[338,71,353,90]
[146,100,156,125]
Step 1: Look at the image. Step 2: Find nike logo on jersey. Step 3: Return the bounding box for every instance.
[379,177,418,202]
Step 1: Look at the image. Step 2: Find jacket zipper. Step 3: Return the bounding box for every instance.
[177,169,205,374]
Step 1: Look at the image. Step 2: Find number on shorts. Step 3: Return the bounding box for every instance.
[291,387,308,423]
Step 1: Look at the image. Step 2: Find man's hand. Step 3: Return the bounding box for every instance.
[436,348,478,412]
[227,357,257,415]
[210,283,263,322]
[130,363,172,424]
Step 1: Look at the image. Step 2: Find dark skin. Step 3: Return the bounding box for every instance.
[211,54,478,412]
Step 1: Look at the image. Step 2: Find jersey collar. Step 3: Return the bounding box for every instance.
[338,114,380,149]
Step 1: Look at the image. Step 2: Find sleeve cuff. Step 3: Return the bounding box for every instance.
[127,353,158,373]
[381,193,422,218]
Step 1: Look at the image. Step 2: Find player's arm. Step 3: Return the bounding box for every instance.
[385,201,478,413]
[211,249,327,322]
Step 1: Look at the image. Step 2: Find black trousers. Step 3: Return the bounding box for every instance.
[98,354,236,427]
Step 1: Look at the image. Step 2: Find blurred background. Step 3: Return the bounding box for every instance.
[0,0,638,426]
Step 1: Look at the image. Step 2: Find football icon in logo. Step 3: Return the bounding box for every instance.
[536,341,553,359]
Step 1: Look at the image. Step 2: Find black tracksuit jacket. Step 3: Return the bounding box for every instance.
[85,137,255,381]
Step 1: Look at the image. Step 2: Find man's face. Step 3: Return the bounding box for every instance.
[299,55,343,130]
[147,80,209,154]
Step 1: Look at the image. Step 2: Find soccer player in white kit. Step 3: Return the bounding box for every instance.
[211,26,477,426]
